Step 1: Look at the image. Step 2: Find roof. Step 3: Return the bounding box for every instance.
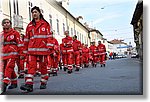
[131,1,143,25]
[89,29,103,36]
[109,39,127,45]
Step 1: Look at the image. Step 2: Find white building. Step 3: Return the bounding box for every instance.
[0,0,90,45]
[110,39,128,55]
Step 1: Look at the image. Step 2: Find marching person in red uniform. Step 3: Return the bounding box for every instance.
[97,41,106,67]
[82,44,89,68]
[62,31,73,74]
[18,34,26,78]
[89,41,99,67]
[20,6,52,92]
[1,19,24,92]
[73,35,82,71]
[47,32,59,76]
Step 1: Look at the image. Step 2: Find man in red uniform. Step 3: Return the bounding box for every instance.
[82,44,89,68]
[20,6,52,92]
[89,41,99,67]
[62,31,73,74]
[97,41,106,67]
[47,32,59,76]
[73,35,81,71]
[1,18,23,92]
[18,34,26,78]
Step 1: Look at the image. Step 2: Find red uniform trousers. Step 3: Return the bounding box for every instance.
[62,51,73,71]
[82,53,89,65]
[25,55,48,85]
[74,51,80,69]
[93,53,99,65]
[48,54,59,73]
[18,58,25,75]
[47,55,52,73]
[3,58,17,85]
[99,54,106,65]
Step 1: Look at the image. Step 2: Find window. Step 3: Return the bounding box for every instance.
[28,1,33,21]
[77,31,79,40]
[71,28,73,36]
[63,23,65,33]
[13,0,19,15]
[82,34,83,43]
[56,19,59,35]
[103,40,105,43]
[0,0,2,9]
[80,33,82,42]
[49,14,52,28]
[74,30,76,35]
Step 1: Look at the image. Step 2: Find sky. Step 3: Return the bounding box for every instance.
[58,0,139,46]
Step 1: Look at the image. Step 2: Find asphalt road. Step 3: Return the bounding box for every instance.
[3,58,143,95]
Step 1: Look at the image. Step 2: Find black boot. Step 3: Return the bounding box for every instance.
[103,64,105,67]
[52,72,58,76]
[40,84,47,89]
[75,68,79,71]
[18,74,24,79]
[20,84,33,92]
[8,84,17,89]
[64,67,68,71]
[101,65,103,67]
[2,83,8,93]
[67,70,72,74]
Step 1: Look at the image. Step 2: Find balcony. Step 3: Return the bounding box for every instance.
[13,14,23,29]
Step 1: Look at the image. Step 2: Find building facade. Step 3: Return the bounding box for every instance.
[131,0,143,60]
[110,39,128,55]
[0,0,90,45]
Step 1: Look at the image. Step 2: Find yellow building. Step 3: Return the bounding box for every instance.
[0,0,90,45]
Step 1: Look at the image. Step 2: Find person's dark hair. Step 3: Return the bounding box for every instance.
[31,6,48,25]
[2,18,12,26]
[74,35,77,39]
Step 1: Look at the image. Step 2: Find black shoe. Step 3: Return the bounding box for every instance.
[20,84,33,92]
[2,83,8,93]
[68,70,72,74]
[64,67,67,71]
[52,72,58,76]
[8,84,17,89]
[18,74,24,79]
[75,68,79,71]
[101,65,103,67]
[95,64,97,67]
[40,84,47,89]
[103,64,105,67]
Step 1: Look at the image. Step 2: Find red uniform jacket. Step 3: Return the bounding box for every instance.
[89,45,98,56]
[62,36,73,53]
[1,28,24,60]
[24,19,51,55]
[97,44,106,55]
[82,47,89,57]
[47,37,59,55]
[73,39,81,51]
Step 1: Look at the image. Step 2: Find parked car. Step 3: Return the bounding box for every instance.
[131,54,139,58]
[116,54,127,59]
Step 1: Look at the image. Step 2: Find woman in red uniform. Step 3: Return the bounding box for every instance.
[20,6,52,92]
